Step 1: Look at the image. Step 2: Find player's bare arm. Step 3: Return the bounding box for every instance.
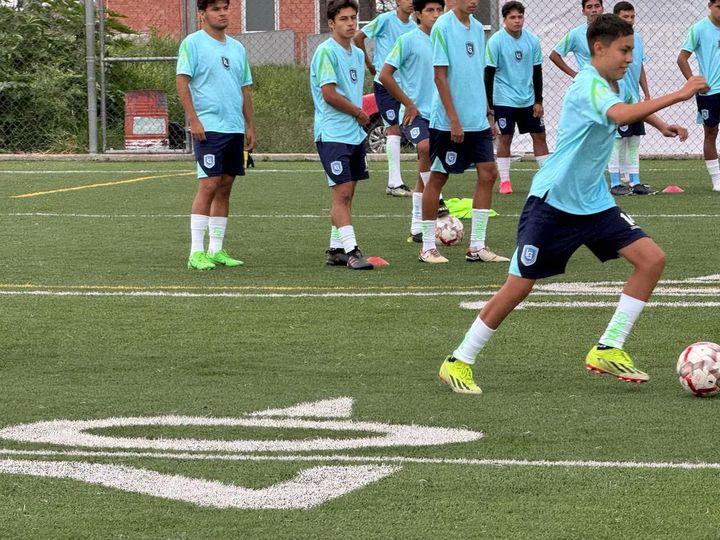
[321,83,370,126]
[176,74,206,141]
[677,50,694,80]
[241,86,256,151]
[434,65,463,143]
[549,50,577,78]
[352,30,375,75]
[378,64,418,125]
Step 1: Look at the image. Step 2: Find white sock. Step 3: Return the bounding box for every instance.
[338,225,357,253]
[190,214,209,255]
[411,192,422,235]
[497,157,511,182]
[608,139,621,174]
[387,135,403,188]
[469,209,490,251]
[421,219,437,251]
[329,226,343,249]
[627,136,640,176]
[620,138,631,179]
[207,216,227,256]
[599,293,646,349]
[535,154,549,167]
[452,317,496,365]
[705,159,720,188]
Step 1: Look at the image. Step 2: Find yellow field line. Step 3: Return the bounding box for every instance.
[11,172,194,199]
[0,283,502,292]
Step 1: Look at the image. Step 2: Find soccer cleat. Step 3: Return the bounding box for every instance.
[498,180,513,194]
[187,251,216,270]
[585,346,649,383]
[630,183,657,195]
[386,184,412,197]
[438,198,449,217]
[610,184,631,196]
[419,248,449,264]
[207,249,244,267]
[407,233,423,243]
[438,356,482,394]
[325,248,349,266]
[346,247,374,270]
[465,247,509,263]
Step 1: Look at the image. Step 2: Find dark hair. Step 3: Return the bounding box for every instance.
[587,13,633,53]
[197,0,229,10]
[328,0,359,21]
[413,0,445,11]
[581,0,602,7]
[613,1,634,14]
[501,1,525,17]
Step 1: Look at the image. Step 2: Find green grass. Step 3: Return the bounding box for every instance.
[1,159,720,538]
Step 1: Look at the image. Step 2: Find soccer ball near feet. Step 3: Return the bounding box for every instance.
[435,216,464,246]
[677,342,720,397]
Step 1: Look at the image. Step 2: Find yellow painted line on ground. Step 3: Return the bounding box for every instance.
[11,172,195,199]
[0,283,503,292]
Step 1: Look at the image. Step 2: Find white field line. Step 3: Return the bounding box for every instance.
[0,290,493,299]
[0,447,719,471]
[461,300,720,310]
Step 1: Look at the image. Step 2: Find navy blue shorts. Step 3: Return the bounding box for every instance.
[316,141,369,186]
[494,105,545,135]
[401,116,430,146]
[509,195,648,279]
[617,120,646,137]
[429,128,495,174]
[193,132,245,179]
[373,81,400,126]
[697,93,720,127]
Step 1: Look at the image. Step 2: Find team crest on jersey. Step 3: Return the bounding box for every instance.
[702,109,710,120]
[446,151,457,165]
[330,160,344,176]
[515,50,523,62]
[521,244,539,266]
[203,154,216,169]
[221,56,230,70]
[386,109,396,121]
[349,68,358,82]
[410,127,420,140]
[498,118,507,129]
[465,42,475,57]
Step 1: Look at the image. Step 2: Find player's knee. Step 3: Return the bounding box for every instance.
[705,125,719,139]
[638,247,666,275]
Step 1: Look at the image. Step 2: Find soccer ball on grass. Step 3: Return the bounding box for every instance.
[676,341,720,397]
[435,215,464,246]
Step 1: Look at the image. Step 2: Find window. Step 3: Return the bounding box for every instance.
[243,0,278,32]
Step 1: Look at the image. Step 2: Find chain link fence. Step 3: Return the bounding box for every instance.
[0,0,711,155]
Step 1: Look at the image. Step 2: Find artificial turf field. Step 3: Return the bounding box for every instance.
[0,159,719,538]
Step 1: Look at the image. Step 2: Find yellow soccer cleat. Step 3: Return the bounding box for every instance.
[585,346,649,384]
[438,356,482,394]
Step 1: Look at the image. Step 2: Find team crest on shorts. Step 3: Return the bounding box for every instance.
[620,124,629,132]
[221,56,230,70]
[330,160,344,176]
[349,68,358,82]
[410,127,420,140]
[203,154,216,169]
[521,245,539,266]
[702,109,710,120]
[386,109,396,121]
[446,151,457,165]
[515,50,523,62]
[498,118,507,129]
[465,42,475,57]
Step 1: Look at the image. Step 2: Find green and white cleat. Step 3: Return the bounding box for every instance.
[207,249,244,267]
[438,356,482,394]
[585,346,649,383]
[188,251,216,270]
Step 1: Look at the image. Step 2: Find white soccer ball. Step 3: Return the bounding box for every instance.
[435,216,464,246]
[677,342,720,397]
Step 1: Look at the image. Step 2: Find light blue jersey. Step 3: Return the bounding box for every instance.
[485,28,542,107]
[622,32,646,102]
[362,11,416,84]
[553,23,591,71]
[681,17,720,95]
[430,11,489,131]
[529,66,628,215]
[176,30,252,133]
[384,27,434,120]
[310,38,366,145]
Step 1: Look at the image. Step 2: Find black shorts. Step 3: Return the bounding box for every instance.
[401,116,430,146]
[494,105,545,135]
[617,120,646,137]
[429,128,495,174]
[316,141,369,186]
[696,93,720,128]
[193,132,245,178]
[509,195,648,279]
[373,81,400,126]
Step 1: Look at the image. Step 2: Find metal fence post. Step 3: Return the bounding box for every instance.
[85,0,98,154]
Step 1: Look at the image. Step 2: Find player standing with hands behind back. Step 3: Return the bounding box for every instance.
[177,0,255,270]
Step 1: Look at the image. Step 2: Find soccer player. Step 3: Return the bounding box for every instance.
[354,0,415,197]
[484,1,548,195]
[678,0,720,192]
[176,0,255,271]
[379,0,446,243]
[437,14,707,394]
[311,0,374,270]
[549,0,603,78]
[608,1,654,196]
[419,0,508,265]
